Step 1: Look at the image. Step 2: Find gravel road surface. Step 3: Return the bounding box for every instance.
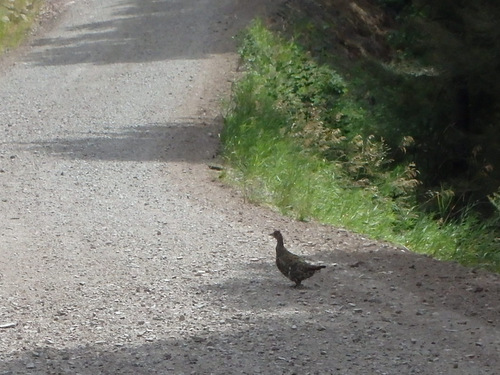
[1,1,499,374]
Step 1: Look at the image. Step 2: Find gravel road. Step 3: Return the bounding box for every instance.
[1,1,499,374]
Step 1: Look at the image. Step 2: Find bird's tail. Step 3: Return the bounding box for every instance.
[309,265,326,271]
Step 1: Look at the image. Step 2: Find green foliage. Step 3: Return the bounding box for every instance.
[224,22,410,235]
[375,0,412,13]
[238,24,347,128]
[222,20,500,273]
[0,0,41,53]
[377,0,500,208]
[293,0,500,223]
[233,21,415,194]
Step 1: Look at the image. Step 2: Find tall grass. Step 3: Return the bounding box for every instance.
[222,20,500,272]
[0,0,42,53]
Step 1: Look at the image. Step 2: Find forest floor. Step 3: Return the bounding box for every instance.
[0,1,498,374]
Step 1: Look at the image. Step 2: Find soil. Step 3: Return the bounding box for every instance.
[0,0,499,374]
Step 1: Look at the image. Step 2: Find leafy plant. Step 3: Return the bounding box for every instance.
[0,0,41,53]
[222,19,500,272]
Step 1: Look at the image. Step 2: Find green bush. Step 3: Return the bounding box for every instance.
[221,20,500,272]
[223,21,416,229]
[0,0,41,53]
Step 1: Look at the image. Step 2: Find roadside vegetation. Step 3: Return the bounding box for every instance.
[0,0,42,53]
[221,1,500,272]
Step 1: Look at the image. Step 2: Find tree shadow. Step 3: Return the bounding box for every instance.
[193,245,500,372]
[26,0,267,66]
[209,245,500,326]
[0,322,349,374]
[19,121,220,163]
[1,246,498,374]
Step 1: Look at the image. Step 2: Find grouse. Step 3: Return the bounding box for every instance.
[270,230,326,287]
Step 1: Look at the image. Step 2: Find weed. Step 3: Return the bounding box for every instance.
[0,0,41,53]
[222,20,500,272]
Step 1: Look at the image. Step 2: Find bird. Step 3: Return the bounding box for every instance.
[270,230,326,287]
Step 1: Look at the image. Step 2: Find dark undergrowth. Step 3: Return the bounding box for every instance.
[221,18,500,272]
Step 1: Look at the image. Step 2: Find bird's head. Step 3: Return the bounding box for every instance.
[270,230,282,240]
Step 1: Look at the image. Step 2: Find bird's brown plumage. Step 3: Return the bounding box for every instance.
[270,230,326,287]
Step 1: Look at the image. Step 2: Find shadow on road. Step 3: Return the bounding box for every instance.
[0,322,347,374]
[1,246,498,374]
[26,0,262,65]
[20,121,220,163]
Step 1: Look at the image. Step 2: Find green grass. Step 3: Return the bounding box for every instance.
[0,0,42,53]
[221,20,500,272]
